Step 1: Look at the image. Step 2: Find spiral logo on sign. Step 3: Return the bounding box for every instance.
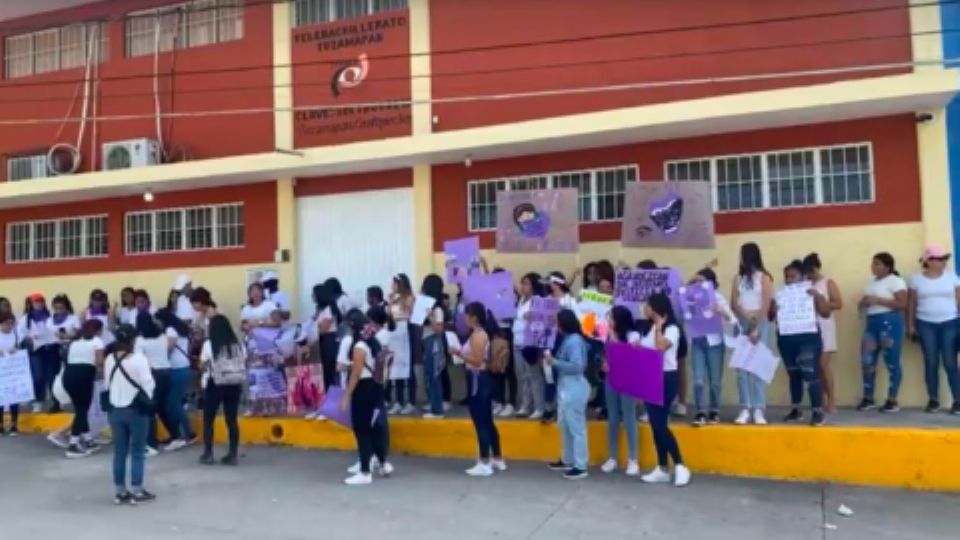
[330,53,370,97]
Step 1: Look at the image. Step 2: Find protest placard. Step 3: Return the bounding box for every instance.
[0,351,34,407]
[496,189,579,253]
[605,342,665,405]
[444,236,482,284]
[728,336,780,384]
[524,297,561,349]
[614,267,682,316]
[462,272,516,320]
[775,282,818,336]
[679,281,724,338]
[621,181,715,249]
[411,294,437,326]
[578,290,613,320]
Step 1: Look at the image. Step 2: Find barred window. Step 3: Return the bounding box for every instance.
[666,143,874,213]
[4,22,109,79]
[5,215,109,263]
[125,203,244,254]
[466,166,637,231]
[294,0,407,26]
[6,154,51,182]
[126,0,243,58]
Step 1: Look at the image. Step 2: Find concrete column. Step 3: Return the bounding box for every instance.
[409,0,435,282]
[273,1,298,316]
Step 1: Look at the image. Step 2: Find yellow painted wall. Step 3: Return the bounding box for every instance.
[432,222,942,408]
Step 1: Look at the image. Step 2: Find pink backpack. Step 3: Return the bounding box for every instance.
[291,365,322,410]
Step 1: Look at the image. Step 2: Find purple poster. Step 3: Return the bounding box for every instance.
[524,297,561,349]
[444,236,482,284]
[605,342,665,405]
[621,181,715,249]
[614,267,683,317]
[318,386,352,428]
[462,272,516,320]
[679,281,724,338]
[496,189,579,253]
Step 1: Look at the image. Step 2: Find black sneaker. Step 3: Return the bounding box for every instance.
[114,491,134,505]
[66,444,90,459]
[810,411,826,426]
[707,411,721,425]
[856,398,876,411]
[880,399,900,413]
[783,408,803,423]
[951,402,960,416]
[563,467,589,480]
[691,413,706,427]
[131,490,156,503]
[220,454,238,466]
[199,453,215,465]
[925,400,941,413]
[541,410,556,423]
[547,460,568,471]
[82,440,101,454]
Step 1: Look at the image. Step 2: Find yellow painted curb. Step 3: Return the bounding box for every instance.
[13,413,959,491]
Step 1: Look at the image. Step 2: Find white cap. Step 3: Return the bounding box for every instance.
[174,274,192,291]
[260,270,279,283]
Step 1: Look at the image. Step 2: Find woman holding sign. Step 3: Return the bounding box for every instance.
[0,312,23,436]
[600,306,641,476]
[730,243,774,425]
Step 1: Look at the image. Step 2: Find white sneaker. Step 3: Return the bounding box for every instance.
[492,459,508,472]
[314,414,327,422]
[528,410,544,420]
[347,457,380,474]
[32,403,43,414]
[163,440,187,452]
[465,462,494,477]
[422,413,444,419]
[47,433,69,449]
[387,403,402,414]
[674,464,692,487]
[400,404,417,415]
[641,467,672,484]
[304,412,318,420]
[243,410,253,417]
[492,403,503,416]
[753,409,768,425]
[626,460,640,476]
[379,461,394,477]
[639,412,649,423]
[344,472,373,486]
[498,405,515,417]
[734,409,751,425]
[442,402,452,412]
[600,458,618,474]
[421,405,431,412]
[514,408,530,417]
[145,446,159,458]
[672,403,688,417]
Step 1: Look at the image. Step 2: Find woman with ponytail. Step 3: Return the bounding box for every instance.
[858,252,908,413]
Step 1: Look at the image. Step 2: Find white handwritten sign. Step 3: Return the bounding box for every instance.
[775,282,818,336]
[728,336,780,384]
[411,294,437,326]
[0,351,35,407]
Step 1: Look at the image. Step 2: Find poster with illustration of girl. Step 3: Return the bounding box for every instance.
[495,188,579,253]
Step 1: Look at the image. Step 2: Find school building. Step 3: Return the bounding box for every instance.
[0,0,958,415]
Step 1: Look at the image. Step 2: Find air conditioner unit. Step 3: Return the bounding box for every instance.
[102,139,160,171]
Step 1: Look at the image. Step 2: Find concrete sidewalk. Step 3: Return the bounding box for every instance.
[0,435,956,540]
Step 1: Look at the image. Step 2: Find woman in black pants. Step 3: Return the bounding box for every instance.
[199,315,244,465]
[312,284,341,391]
[63,319,106,458]
[340,309,392,485]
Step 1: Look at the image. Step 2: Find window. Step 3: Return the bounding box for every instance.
[466,166,637,231]
[125,203,244,254]
[6,154,51,181]
[5,215,108,263]
[665,143,874,212]
[126,0,243,58]
[4,22,109,79]
[294,0,407,26]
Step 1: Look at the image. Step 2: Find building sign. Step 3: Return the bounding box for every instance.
[293,14,412,147]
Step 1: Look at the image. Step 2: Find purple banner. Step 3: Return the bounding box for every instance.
[317,385,352,428]
[462,272,516,321]
[621,181,715,249]
[444,236,482,284]
[524,297,560,350]
[496,189,579,253]
[679,281,724,338]
[614,267,683,317]
[605,342,664,405]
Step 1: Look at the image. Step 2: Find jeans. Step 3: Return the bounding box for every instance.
[169,367,195,440]
[351,379,389,474]
[778,333,823,410]
[422,335,444,415]
[915,319,960,403]
[558,375,589,470]
[62,363,96,437]
[147,369,175,448]
[647,370,683,468]
[604,380,637,462]
[691,338,724,413]
[467,370,501,460]
[30,344,62,407]
[514,347,545,413]
[203,381,241,456]
[109,406,148,491]
[736,318,769,410]
[0,405,18,429]
[862,312,904,401]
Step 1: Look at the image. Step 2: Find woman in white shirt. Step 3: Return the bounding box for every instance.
[387,274,416,414]
[79,289,115,348]
[117,287,137,327]
[599,306,642,476]
[907,246,960,414]
[105,324,156,505]
[638,293,691,487]
[199,315,245,466]
[688,268,735,427]
[135,312,174,455]
[419,274,449,419]
[803,253,842,414]
[155,308,198,451]
[729,242,774,425]
[858,252,908,413]
[50,294,80,344]
[63,319,106,458]
[512,272,546,419]
[20,293,61,413]
[0,312,23,435]
[311,283,341,394]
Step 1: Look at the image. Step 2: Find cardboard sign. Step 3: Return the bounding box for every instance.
[728,336,779,384]
[578,290,613,319]
[524,297,561,349]
[605,342,665,405]
[0,351,34,407]
[317,386,352,428]
[614,267,683,316]
[444,237,482,284]
[462,272,516,320]
[679,281,724,338]
[775,282,818,336]
[248,368,287,401]
[496,189,579,253]
[411,294,438,326]
[621,181,715,249]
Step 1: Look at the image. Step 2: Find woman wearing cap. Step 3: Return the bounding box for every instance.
[908,246,960,414]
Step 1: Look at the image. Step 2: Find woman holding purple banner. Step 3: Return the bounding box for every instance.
[730,242,774,426]
[689,268,735,427]
[600,306,641,476]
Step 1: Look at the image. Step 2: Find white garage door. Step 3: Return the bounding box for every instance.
[296,187,415,316]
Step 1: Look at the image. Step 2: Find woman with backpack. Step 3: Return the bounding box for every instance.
[544,309,590,480]
[105,324,156,505]
[62,319,106,458]
[419,274,449,419]
[199,314,246,466]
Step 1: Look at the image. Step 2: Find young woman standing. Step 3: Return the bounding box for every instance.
[640,293,691,487]
[907,246,960,414]
[199,315,245,466]
[690,268,735,426]
[387,274,416,415]
[543,272,576,422]
[859,252,908,413]
[20,293,60,413]
[512,272,546,419]
[600,306,641,476]
[419,274,448,419]
[730,242,774,425]
[0,312,23,435]
[105,324,156,505]
[803,253,842,413]
[63,319,106,458]
[545,309,590,480]
[155,308,197,451]
[117,288,137,326]
[80,289,115,348]
[455,302,506,477]
[135,312,173,456]
[310,283,341,393]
